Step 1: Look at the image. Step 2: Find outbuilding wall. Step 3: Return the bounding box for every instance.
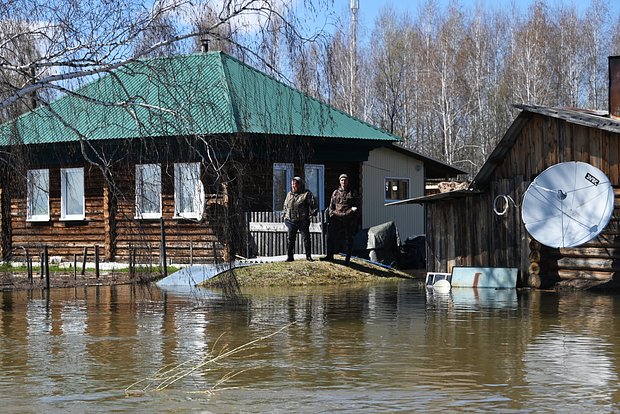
[362,147,425,239]
[427,112,620,288]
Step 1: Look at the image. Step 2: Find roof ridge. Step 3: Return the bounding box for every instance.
[214,52,240,133]
[218,52,400,141]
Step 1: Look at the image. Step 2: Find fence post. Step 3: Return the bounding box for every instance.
[73,254,77,281]
[95,245,100,279]
[25,249,32,282]
[245,212,250,259]
[40,252,44,279]
[81,247,87,276]
[321,210,327,255]
[160,218,167,277]
[44,245,50,290]
[128,244,134,278]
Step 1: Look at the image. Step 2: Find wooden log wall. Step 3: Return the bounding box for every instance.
[110,164,231,264]
[427,112,620,288]
[7,163,232,265]
[538,187,620,286]
[10,167,108,260]
[2,136,366,266]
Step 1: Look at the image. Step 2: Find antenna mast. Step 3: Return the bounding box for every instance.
[350,0,359,115]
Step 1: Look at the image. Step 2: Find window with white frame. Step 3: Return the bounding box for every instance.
[27,169,50,221]
[273,163,293,211]
[304,164,325,211]
[385,177,409,201]
[61,167,85,220]
[135,164,162,219]
[174,162,204,219]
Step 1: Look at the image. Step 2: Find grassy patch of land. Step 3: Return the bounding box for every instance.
[201,256,422,288]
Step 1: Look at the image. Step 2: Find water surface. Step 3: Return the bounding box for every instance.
[0,281,619,413]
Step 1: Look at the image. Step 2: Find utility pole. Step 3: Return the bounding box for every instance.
[350,0,359,115]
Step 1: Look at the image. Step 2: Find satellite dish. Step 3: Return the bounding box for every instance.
[521,161,614,248]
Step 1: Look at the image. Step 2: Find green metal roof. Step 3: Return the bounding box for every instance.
[0,52,398,145]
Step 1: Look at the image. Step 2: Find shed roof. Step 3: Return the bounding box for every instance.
[0,52,398,145]
[387,103,620,205]
[471,104,620,188]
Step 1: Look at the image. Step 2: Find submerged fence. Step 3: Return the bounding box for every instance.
[245,211,326,258]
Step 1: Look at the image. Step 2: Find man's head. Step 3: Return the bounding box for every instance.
[339,174,348,189]
[292,176,303,192]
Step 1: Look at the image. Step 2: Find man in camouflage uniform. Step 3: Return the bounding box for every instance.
[283,176,318,261]
[321,173,359,264]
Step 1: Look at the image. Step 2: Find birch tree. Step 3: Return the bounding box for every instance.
[583,0,611,109]
[0,0,332,115]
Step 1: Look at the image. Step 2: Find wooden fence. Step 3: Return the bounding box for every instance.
[245,211,326,258]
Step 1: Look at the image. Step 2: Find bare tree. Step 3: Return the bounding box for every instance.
[583,0,611,109]
[0,19,42,121]
[0,0,332,114]
[132,12,180,58]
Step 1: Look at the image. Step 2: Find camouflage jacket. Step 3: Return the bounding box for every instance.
[328,187,358,218]
[283,190,317,222]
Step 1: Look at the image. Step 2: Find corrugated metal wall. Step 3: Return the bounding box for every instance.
[361,147,425,240]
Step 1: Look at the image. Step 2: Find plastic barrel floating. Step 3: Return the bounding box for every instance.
[521,161,614,248]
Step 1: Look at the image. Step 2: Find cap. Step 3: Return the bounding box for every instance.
[339,174,349,180]
[293,176,302,182]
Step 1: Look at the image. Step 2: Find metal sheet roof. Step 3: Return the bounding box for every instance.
[471,104,620,188]
[0,52,398,145]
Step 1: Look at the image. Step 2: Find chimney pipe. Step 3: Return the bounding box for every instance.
[200,37,209,53]
[609,56,620,119]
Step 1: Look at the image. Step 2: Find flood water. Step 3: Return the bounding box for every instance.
[1,280,619,413]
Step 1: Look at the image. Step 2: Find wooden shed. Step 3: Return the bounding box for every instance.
[391,103,620,289]
[0,51,402,265]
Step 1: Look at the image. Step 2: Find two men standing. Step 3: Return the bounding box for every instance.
[283,173,359,264]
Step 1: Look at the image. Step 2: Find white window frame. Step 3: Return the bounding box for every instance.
[60,167,85,220]
[135,164,162,219]
[27,169,50,222]
[304,164,325,211]
[174,162,204,220]
[273,163,294,212]
[384,177,410,202]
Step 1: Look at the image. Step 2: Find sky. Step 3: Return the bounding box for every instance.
[329,0,620,32]
[317,0,620,47]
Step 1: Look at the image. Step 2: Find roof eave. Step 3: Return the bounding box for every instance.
[385,189,483,206]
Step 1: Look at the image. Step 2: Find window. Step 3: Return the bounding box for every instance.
[135,164,162,219]
[304,164,325,211]
[27,169,49,221]
[273,163,293,211]
[174,162,204,219]
[61,167,85,220]
[385,177,409,201]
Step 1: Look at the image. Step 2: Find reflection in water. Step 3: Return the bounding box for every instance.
[0,283,618,412]
[524,331,617,407]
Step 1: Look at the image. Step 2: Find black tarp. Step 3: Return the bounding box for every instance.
[352,221,401,266]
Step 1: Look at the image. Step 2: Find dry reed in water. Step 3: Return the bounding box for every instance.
[125,323,293,395]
